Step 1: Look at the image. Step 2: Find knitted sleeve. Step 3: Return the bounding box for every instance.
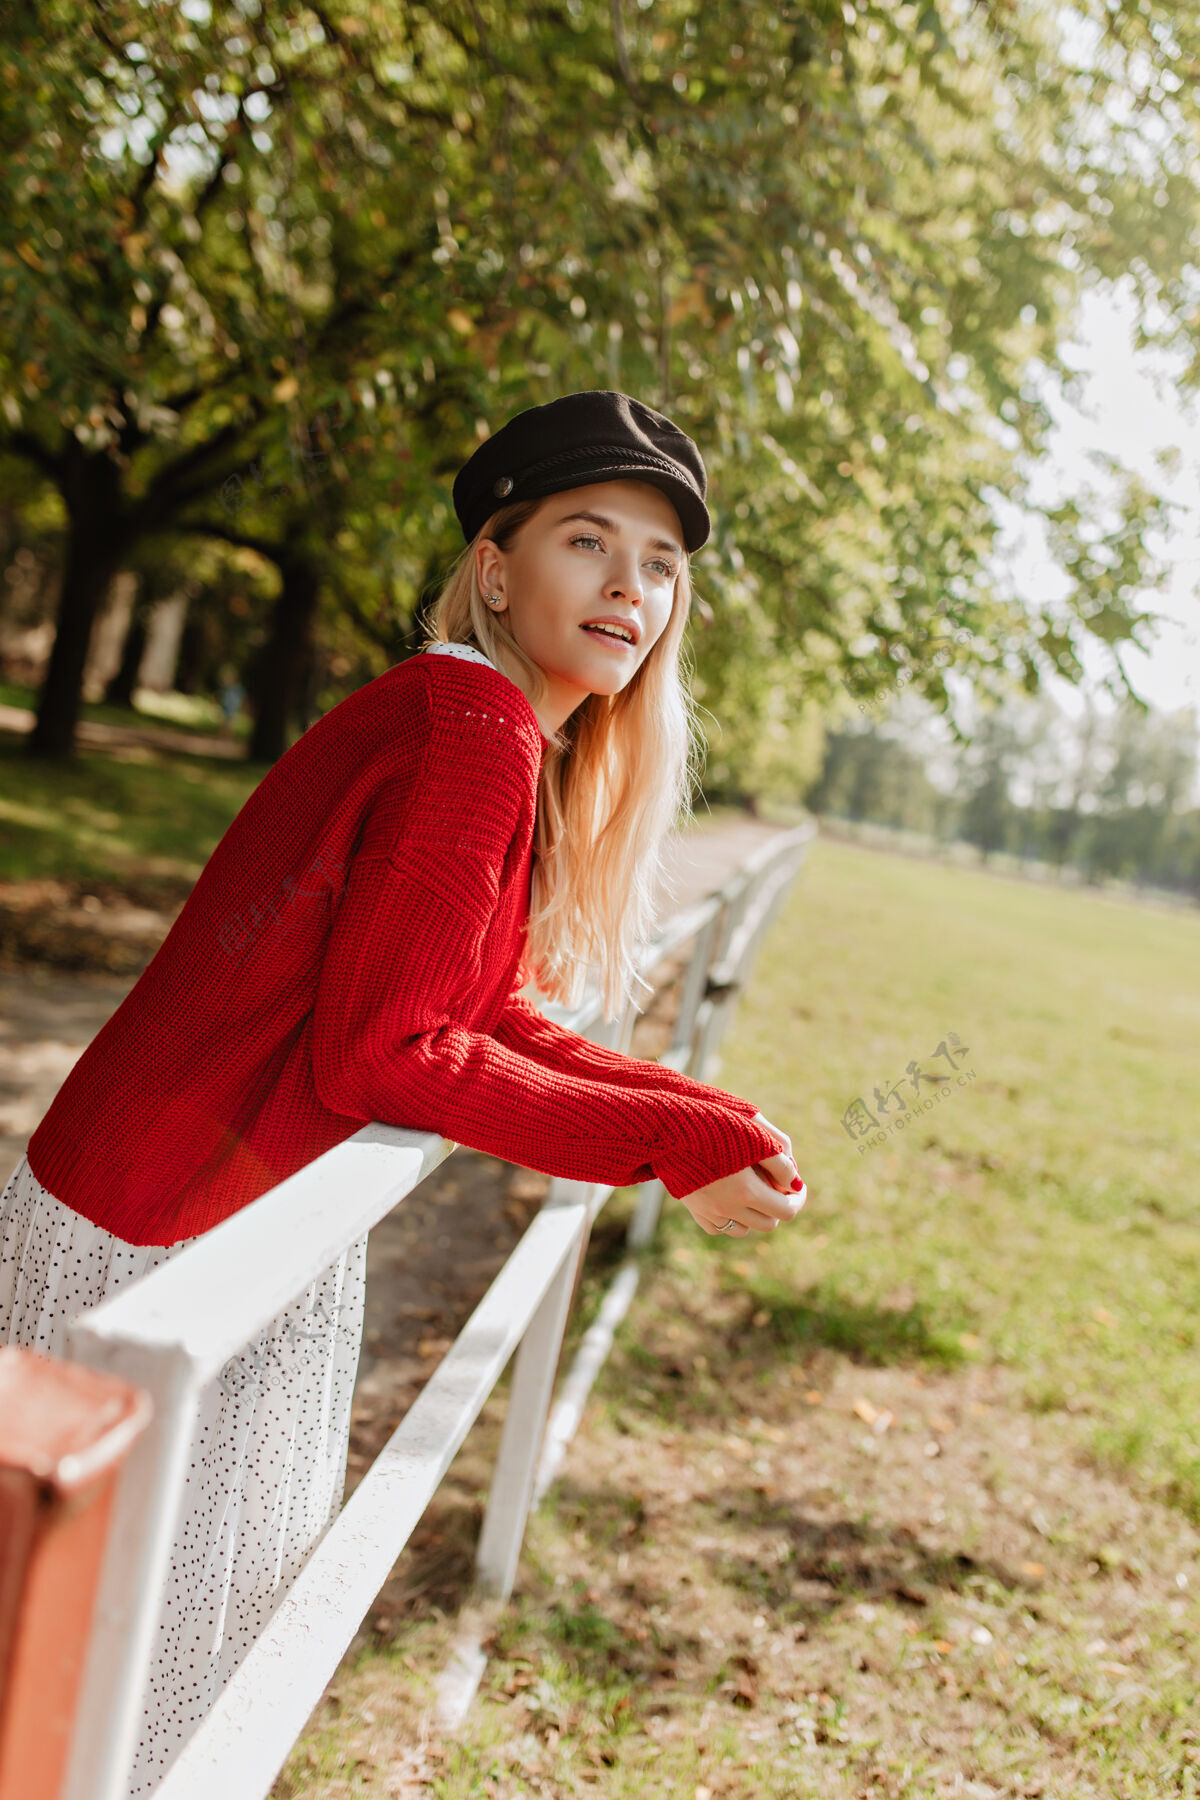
[492,990,767,1122]
[308,683,784,1200]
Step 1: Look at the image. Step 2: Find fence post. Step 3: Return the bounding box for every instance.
[473,1186,593,1600]
[0,1346,151,1800]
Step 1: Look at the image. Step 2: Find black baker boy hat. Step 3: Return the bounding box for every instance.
[452,389,711,553]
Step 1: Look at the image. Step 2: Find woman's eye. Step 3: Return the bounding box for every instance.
[570,534,674,578]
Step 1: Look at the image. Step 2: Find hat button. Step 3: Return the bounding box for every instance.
[493,475,514,498]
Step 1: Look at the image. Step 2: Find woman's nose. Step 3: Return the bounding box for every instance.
[606,563,644,602]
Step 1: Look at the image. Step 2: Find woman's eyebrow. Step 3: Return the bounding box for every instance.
[554,509,682,559]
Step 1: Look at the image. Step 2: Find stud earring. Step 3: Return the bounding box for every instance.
[484,592,503,608]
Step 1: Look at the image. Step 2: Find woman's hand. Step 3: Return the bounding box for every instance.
[680,1111,806,1239]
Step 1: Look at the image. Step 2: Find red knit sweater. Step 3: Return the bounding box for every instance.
[26,652,782,1246]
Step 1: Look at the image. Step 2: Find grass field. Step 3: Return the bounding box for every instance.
[0,731,259,894]
[275,837,1200,1799]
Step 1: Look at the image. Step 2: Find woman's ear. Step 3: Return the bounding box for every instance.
[475,537,503,596]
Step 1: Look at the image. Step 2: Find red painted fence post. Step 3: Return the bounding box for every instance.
[0,1345,152,1800]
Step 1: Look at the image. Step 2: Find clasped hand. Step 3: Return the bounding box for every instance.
[681,1111,806,1239]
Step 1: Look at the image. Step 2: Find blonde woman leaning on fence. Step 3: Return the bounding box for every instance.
[0,388,806,1796]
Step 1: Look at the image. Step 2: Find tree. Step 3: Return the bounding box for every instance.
[3,0,1198,765]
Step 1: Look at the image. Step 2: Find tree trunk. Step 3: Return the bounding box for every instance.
[104,583,151,709]
[174,600,204,696]
[247,555,322,764]
[29,451,128,759]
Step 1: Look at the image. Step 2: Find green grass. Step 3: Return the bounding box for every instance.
[721,838,1200,1517]
[0,731,261,892]
[268,836,1200,1800]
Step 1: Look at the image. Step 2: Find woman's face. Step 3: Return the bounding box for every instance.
[474,478,685,734]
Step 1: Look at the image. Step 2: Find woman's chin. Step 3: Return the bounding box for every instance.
[572,652,638,694]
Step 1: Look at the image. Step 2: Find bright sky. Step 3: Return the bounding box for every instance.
[991,276,1200,723]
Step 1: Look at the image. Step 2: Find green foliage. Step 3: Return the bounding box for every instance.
[2,0,1199,765]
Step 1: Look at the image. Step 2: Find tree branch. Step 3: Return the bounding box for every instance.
[3,429,63,485]
[128,411,266,528]
[170,516,285,561]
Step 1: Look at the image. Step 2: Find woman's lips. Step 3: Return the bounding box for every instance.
[580,625,636,650]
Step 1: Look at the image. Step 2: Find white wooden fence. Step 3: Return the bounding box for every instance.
[60,819,816,1800]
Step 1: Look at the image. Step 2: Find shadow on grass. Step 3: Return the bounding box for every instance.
[747,1285,969,1368]
[702,1490,1024,1623]
[493,1476,1041,1689]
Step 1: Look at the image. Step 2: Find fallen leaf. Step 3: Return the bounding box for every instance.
[733,1671,758,1706]
[804,1389,823,1406]
[932,1639,953,1654]
[1020,1561,1046,1579]
[853,1397,880,1425]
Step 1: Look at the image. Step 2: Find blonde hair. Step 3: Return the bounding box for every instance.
[420,495,705,1020]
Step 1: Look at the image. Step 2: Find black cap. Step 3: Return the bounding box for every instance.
[452,389,710,553]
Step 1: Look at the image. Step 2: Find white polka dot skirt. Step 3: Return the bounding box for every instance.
[0,1149,367,1798]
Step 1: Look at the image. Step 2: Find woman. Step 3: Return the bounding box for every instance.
[0,389,804,1794]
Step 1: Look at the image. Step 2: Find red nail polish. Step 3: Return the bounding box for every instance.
[789,1176,805,1193]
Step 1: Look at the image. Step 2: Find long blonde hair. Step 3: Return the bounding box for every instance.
[420,496,705,1020]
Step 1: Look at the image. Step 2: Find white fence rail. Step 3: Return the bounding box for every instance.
[61,819,816,1800]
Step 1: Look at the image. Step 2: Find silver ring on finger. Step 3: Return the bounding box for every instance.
[716,1218,739,1234]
